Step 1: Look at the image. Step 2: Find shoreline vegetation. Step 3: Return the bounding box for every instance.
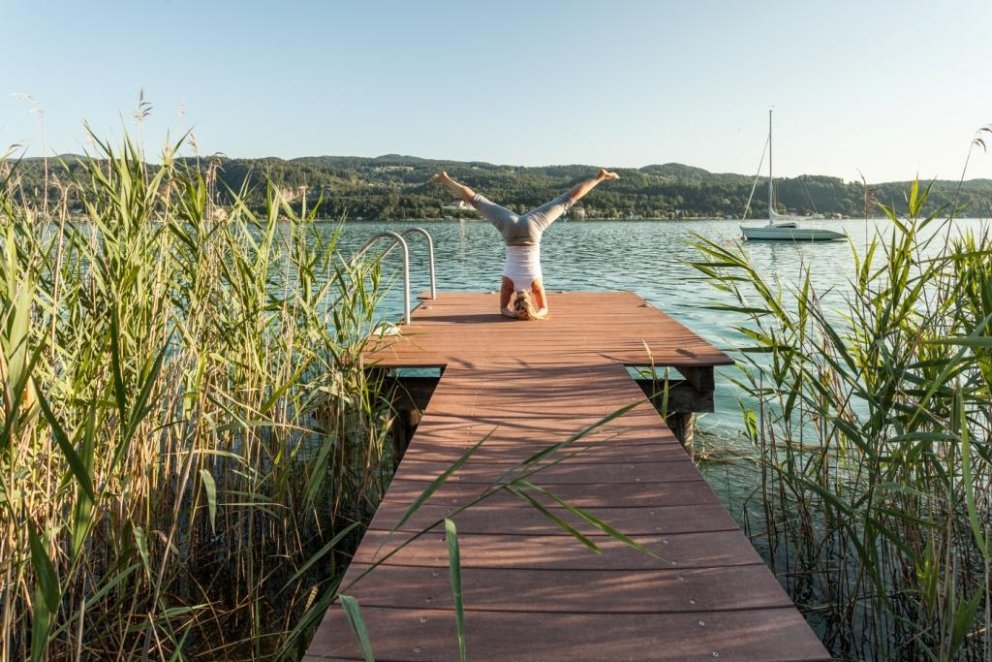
[8,153,992,221]
[693,182,992,659]
[0,135,399,659]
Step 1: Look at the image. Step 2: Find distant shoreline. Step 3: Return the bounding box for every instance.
[11,153,992,220]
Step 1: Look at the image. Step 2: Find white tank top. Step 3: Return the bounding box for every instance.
[503,244,542,289]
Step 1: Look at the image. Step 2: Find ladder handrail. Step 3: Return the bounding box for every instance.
[350,227,436,325]
[352,231,411,325]
[400,227,436,300]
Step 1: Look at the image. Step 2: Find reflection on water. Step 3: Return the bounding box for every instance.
[333,216,987,451]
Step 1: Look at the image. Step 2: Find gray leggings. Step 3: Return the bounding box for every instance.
[472,192,575,245]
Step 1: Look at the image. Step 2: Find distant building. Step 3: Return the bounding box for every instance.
[373,165,414,173]
[443,200,476,212]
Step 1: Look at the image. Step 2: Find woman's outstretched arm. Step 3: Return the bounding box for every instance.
[567,168,620,203]
[432,171,477,203]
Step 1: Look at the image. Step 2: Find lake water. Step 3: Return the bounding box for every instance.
[335,216,988,456]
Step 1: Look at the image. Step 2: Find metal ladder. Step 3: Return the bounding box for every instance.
[351,227,436,325]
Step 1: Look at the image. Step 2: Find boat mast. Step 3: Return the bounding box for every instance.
[768,109,773,220]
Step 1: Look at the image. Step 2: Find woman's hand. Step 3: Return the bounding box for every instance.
[597,168,620,181]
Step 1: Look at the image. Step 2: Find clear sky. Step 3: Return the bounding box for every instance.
[4,0,991,182]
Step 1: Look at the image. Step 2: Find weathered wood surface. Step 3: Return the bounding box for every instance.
[305,292,828,661]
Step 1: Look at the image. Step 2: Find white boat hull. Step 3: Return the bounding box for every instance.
[740,225,845,241]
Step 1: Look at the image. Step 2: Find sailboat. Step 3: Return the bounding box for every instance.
[740,111,845,241]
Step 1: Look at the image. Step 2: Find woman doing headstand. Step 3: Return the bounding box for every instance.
[432,168,619,319]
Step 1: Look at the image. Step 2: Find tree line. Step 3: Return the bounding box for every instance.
[7,153,992,220]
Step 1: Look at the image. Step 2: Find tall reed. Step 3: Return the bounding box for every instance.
[0,134,395,660]
[693,184,991,660]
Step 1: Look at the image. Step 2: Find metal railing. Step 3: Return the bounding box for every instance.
[352,227,436,325]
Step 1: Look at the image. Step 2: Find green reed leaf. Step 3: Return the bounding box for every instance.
[515,480,658,559]
[28,523,59,662]
[908,179,921,218]
[521,401,638,466]
[123,336,170,444]
[108,304,129,432]
[280,521,361,594]
[445,518,468,662]
[199,469,218,534]
[506,485,599,553]
[133,526,153,580]
[35,390,95,502]
[937,336,992,348]
[958,392,988,560]
[339,595,375,662]
[392,430,490,531]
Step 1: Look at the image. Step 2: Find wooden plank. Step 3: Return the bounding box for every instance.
[367,502,742,537]
[380,477,719,510]
[390,457,704,484]
[349,530,767,571]
[397,439,688,465]
[329,564,795,613]
[306,608,831,661]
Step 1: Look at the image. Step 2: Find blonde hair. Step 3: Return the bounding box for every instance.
[511,289,542,320]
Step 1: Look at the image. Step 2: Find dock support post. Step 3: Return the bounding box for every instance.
[666,412,695,460]
[632,366,709,460]
[369,368,439,462]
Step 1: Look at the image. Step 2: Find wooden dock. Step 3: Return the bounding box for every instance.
[305,292,829,661]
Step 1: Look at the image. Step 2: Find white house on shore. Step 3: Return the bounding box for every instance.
[443,200,477,215]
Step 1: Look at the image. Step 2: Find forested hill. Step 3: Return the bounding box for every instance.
[8,153,992,220]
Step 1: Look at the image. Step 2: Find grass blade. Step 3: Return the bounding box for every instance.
[339,595,375,662]
[515,480,659,559]
[28,523,59,662]
[445,518,468,662]
[521,401,638,466]
[198,469,218,535]
[391,430,491,531]
[507,485,600,554]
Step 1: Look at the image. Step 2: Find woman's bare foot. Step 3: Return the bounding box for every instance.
[597,168,620,181]
[432,171,477,202]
